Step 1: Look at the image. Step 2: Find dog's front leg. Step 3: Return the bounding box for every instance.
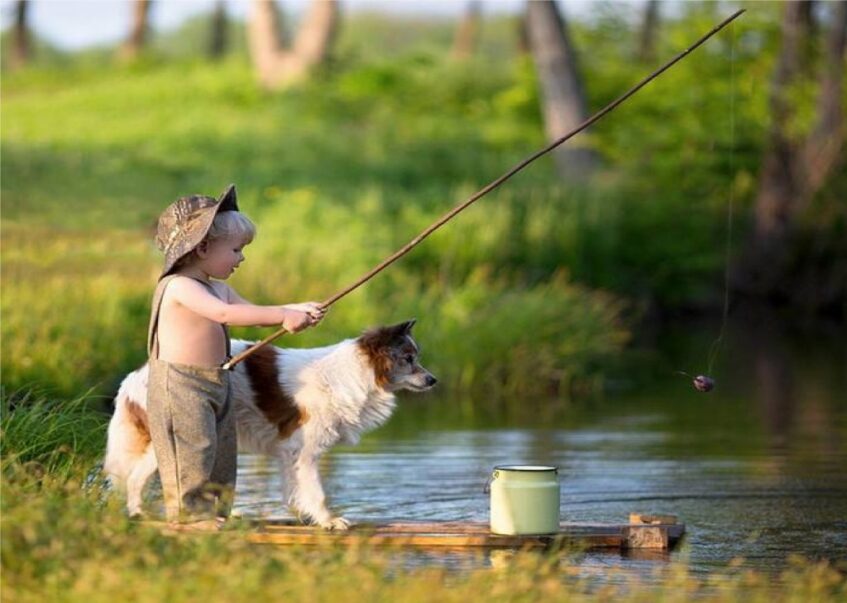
[292,451,350,531]
[276,447,298,511]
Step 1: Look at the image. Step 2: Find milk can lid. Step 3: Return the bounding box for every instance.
[494,464,557,472]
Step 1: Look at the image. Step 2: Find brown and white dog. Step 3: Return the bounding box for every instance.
[103,320,436,529]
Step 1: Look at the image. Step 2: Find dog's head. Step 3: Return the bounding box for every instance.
[357,319,437,393]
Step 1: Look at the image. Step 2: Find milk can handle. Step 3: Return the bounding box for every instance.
[483,470,499,494]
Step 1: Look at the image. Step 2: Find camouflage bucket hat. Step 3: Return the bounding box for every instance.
[155,184,239,279]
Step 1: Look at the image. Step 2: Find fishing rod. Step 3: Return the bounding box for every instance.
[222,8,746,372]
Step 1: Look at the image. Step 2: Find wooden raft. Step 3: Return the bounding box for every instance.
[164,513,684,551]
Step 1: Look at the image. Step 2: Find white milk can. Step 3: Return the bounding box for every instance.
[489,465,560,535]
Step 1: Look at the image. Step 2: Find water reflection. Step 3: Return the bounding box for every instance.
[233,315,847,575]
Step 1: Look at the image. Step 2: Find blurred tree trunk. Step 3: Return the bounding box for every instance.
[637,0,660,63]
[248,0,285,84]
[209,0,228,60]
[753,0,846,242]
[803,0,847,197]
[738,1,846,308]
[10,0,30,69]
[753,1,813,241]
[248,0,339,90]
[292,0,339,68]
[525,0,598,181]
[516,14,530,56]
[120,0,152,61]
[451,1,481,61]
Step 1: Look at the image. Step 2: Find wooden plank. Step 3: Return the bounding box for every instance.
[258,520,486,534]
[150,518,685,551]
[250,520,682,550]
[255,520,677,535]
[246,529,623,550]
[629,513,678,525]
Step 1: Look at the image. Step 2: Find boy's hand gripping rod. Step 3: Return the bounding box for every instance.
[222,8,745,371]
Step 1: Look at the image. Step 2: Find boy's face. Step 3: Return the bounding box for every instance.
[199,235,248,279]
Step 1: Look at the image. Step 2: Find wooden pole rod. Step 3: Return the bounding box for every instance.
[222,8,745,371]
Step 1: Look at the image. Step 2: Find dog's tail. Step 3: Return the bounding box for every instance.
[103,364,152,483]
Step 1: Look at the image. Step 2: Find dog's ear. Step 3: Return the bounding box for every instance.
[397,319,416,335]
[360,319,416,349]
[383,319,415,339]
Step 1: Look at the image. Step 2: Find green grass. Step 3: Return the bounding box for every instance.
[0,389,108,476]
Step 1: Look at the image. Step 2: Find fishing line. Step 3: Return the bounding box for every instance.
[224,9,747,372]
[707,19,737,376]
[680,20,737,393]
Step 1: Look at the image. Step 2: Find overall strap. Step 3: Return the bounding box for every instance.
[147,275,232,360]
[147,274,179,359]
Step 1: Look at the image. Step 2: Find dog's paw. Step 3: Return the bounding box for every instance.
[320,516,352,531]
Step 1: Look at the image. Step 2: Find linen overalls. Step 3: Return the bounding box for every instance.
[146,274,237,521]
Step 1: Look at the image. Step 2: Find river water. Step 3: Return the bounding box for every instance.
[233,314,847,576]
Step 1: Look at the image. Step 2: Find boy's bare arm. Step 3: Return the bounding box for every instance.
[169,277,314,330]
[223,283,327,321]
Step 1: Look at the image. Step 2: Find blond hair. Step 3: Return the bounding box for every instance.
[171,211,256,272]
[207,210,256,245]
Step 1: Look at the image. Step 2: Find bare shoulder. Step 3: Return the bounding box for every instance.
[162,276,208,302]
[166,275,204,292]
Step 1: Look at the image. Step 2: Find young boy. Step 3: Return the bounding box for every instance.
[148,184,324,524]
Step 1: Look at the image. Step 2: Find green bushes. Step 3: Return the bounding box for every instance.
[1,54,629,398]
[2,5,803,399]
[0,183,628,397]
